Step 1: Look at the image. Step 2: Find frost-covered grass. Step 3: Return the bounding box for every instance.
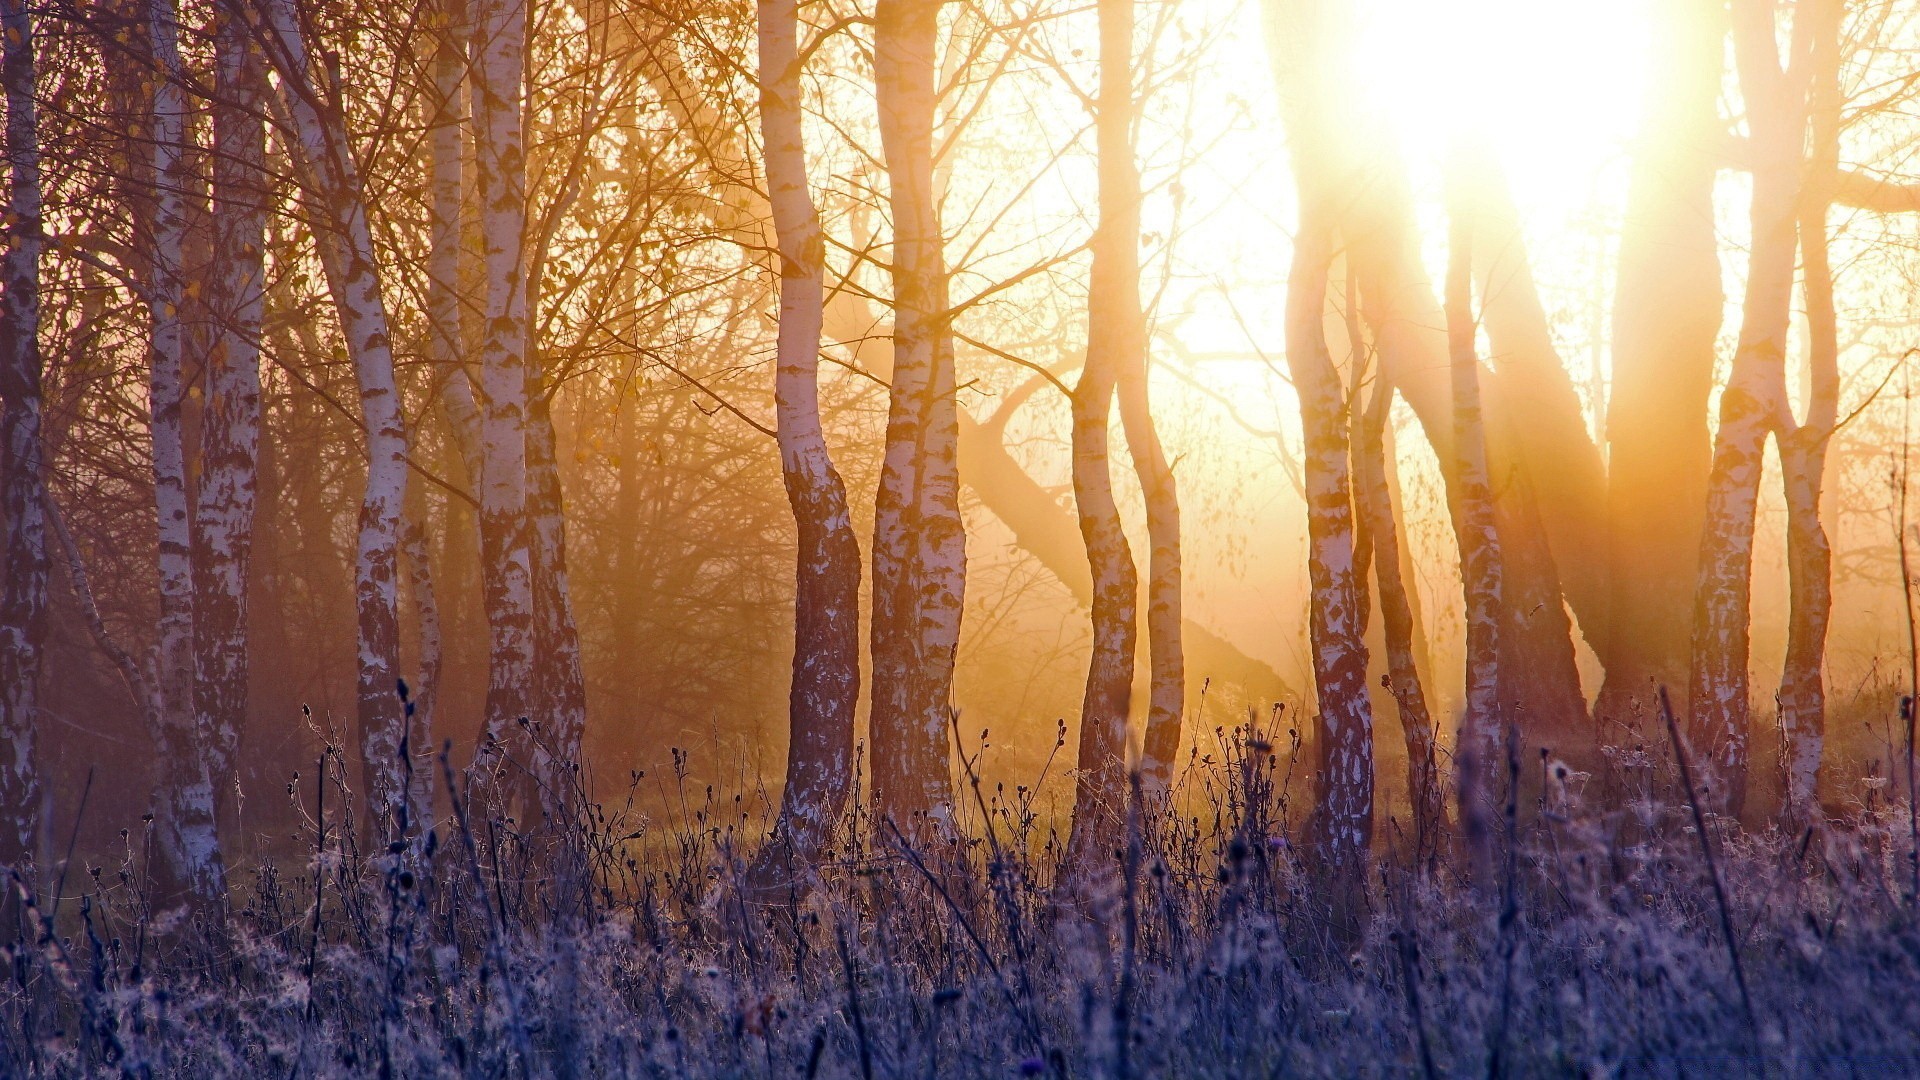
[7,724,1920,1078]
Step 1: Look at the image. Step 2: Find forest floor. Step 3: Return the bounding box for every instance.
[7,721,1920,1078]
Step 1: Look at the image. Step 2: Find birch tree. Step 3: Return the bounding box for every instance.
[1445,163,1504,818]
[1689,0,1815,816]
[870,0,963,835]
[1064,0,1143,881]
[0,0,45,875]
[193,7,267,833]
[744,0,862,889]
[1778,0,1843,823]
[255,0,416,842]
[143,0,225,911]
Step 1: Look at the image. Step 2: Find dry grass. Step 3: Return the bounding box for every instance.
[6,718,1920,1078]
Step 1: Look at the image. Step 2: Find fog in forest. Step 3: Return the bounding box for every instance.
[8,0,1920,1074]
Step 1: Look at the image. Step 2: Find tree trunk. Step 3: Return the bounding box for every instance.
[1352,373,1441,859]
[1778,0,1842,824]
[526,392,587,822]
[193,9,266,839]
[1602,0,1726,724]
[0,0,45,874]
[260,0,415,843]
[1063,0,1143,882]
[870,0,963,836]
[470,0,537,809]
[402,495,441,837]
[744,0,862,892]
[1284,218,1374,871]
[1446,173,1504,825]
[144,0,225,913]
[1689,0,1808,818]
[1105,0,1184,800]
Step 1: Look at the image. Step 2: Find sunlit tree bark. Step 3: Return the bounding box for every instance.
[1689,0,1811,817]
[0,0,46,875]
[258,0,415,842]
[1106,3,1184,800]
[144,0,225,911]
[193,9,266,835]
[1282,212,1373,869]
[1064,0,1143,880]
[870,0,962,835]
[1602,0,1726,723]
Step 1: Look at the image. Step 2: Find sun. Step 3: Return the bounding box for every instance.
[1354,0,1651,223]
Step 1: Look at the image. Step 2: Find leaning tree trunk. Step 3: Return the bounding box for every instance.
[1352,369,1442,859]
[1602,0,1726,724]
[1445,174,1503,839]
[743,0,862,893]
[193,10,266,838]
[470,0,537,806]
[144,0,225,913]
[1689,0,1808,818]
[1778,0,1842,824]
[1063,0,1144,884]
[260,0,415,844]
[870,0,963,837]
[0,0,45,876]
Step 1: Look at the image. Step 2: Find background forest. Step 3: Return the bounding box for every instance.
[8,0,1920,1075]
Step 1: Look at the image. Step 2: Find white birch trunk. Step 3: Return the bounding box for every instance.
[144,0,225,911]
[193,10,266,836]
[469,0,537,805]
[1446,187,1503,787]
[1101,0,1184,800]
[1285,225,1375,871]
[746,0,862,888]
[1689,1,1807,817]
[1064,0,1143,883]
[1778,0,1842,823]
[871,0,962,834]
[0,0,45,873]
[258,0,414,843]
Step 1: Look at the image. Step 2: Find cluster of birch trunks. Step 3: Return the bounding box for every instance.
[0,0,1915,917]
